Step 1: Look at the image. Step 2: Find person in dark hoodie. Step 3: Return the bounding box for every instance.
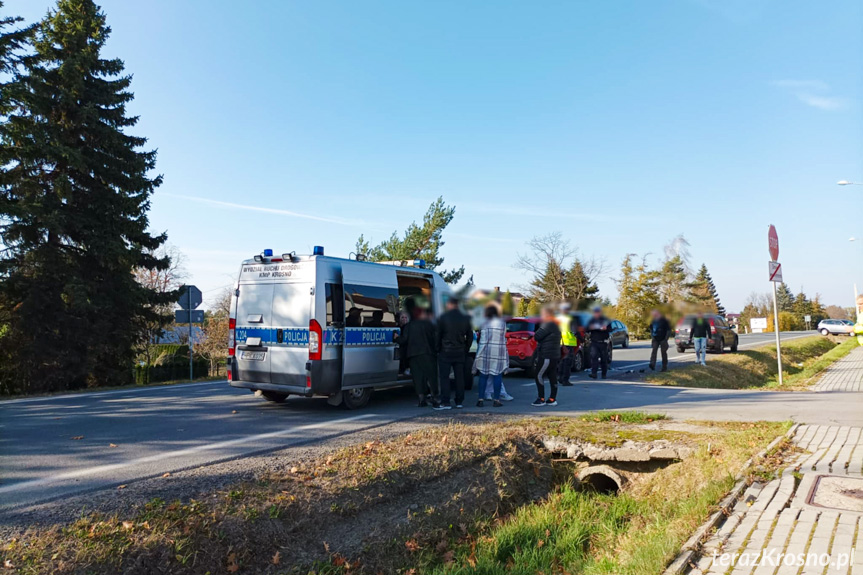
[395,305,439,407]
[586,305,611,379]
[648,309,671,372]
[532,306,562,407]
[436,297,473,409]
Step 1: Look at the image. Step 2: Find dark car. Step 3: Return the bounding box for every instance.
[674,314,738,353]
[609,320,629,348]
[505,317,541,374]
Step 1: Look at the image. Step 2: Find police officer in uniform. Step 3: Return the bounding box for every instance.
[586,305,611,379]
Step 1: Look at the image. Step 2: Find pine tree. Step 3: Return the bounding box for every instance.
[690,263,725,315]
[0,0,171,394]
[564,259,600,308]
[775,283,794,312]
[501,290,514,316]
[656,255,688,305]
[516,297,530,317]
[356,197,464,284]
[615,254,660,338]
[527,299,540,316]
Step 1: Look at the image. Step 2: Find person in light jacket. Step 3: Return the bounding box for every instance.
[473,304,509,407]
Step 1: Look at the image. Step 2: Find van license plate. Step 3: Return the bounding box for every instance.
[241,351,265,361]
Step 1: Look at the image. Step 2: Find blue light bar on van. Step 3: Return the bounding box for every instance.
[263,249,273,257]
[313,246,324,256]
[416,259,426,268]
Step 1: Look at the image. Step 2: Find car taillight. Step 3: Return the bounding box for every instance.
[309,319,322,360]
[709,318,716,334]
[228,318,236,356]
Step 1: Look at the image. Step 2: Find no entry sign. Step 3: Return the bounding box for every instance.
[768,225,779,262]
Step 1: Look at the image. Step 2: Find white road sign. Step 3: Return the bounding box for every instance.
[768,261,783,283]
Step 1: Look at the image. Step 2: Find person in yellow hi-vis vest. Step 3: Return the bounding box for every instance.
[557,303,578,386]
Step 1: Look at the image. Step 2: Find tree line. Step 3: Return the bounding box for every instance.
[0,0,173,395]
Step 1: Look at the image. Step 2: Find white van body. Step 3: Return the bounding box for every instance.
[228,249,452,408]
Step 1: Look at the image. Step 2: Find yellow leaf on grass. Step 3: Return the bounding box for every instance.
[71,436,84,440]
[117,485,127,490]
[4,559,15,569]
[272,551,281,565]
[121,521,133,530]
[161,472,171,478]
[109,443,118,448]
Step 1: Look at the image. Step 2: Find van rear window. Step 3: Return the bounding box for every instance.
[506,321,536,333]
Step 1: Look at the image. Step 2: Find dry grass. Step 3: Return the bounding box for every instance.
[645,336,851,390]
[1,417,790,575]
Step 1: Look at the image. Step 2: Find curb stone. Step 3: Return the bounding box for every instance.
[661,423,800,575]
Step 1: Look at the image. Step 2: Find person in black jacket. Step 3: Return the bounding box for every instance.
[648,309,671,372]
[586,305,611,379]
[435,298,473,409]
[395,306,439,407]
[532,306,562,406]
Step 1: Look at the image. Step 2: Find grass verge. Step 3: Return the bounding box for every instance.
[645,335,857,390]
[1,417,789,575]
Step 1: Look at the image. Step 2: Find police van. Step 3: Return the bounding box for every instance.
[228,247,452,409]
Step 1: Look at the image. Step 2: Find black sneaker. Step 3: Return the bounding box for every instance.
[476,399,484,407]
[531,398,546,407]
[589,373,597,379]
[493,400,503,407]
[545,398,557,406]
[418,399,428,408]
[601,374,607,379]
[561,381,574,386]
[434,403,452,411]
[648,364,655,371]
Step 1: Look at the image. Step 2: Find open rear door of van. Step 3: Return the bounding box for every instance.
[341,262,400,388]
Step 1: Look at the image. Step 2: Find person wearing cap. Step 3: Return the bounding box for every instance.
[586,305,611,379]
[556,303,577,385]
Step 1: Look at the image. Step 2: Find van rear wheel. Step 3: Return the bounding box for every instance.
[342,387,372,410]
[260,391,288,403]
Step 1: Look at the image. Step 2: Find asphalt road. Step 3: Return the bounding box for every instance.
[3,330,860,515]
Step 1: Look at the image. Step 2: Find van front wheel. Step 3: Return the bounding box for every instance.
[341,387,372,410]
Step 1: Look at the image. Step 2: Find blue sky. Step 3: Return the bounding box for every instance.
[7,0,863,311]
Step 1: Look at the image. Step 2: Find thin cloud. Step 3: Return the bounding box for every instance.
[796,93,848,111]
[772,79,848,111]
[162,193,363,225]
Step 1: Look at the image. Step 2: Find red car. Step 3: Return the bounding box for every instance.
[505,317,542,374]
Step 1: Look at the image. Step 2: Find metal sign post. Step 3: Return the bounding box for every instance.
[768,225,783,386]
[177,285,203,382]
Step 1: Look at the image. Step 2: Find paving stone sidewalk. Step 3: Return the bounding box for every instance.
[688,423,863,575]
[684,348,863,574]
[811,346,863,392]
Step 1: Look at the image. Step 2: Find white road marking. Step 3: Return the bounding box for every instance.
[0,413,376,495]
[0,380,228,405]
[521,333,817,385]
